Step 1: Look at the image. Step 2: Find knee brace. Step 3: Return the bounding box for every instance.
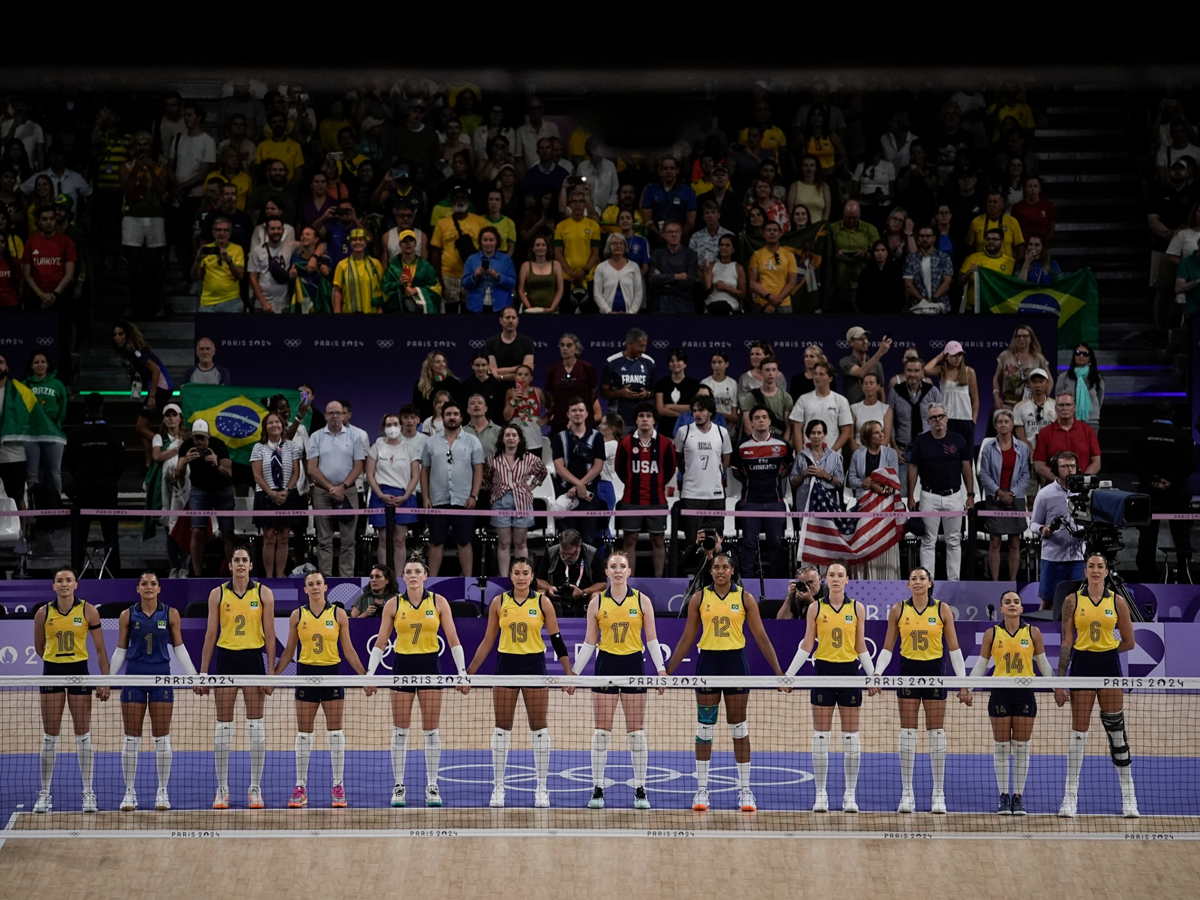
[246,718,266,744]
[1101,711,1131,767]
[696,705,719,744]
[728,721,749,740]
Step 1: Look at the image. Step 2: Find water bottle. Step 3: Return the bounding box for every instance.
[131,378,142,401]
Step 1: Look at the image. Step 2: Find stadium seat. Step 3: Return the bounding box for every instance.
[183,601,210,618]
[448,600,482,618]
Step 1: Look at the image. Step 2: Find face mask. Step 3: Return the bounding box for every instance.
[385,426,401,439]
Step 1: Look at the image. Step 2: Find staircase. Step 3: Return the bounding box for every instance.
[1036,86,1180,477]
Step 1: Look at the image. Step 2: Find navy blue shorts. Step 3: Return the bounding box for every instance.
[428,505,474,547]
[215,647,266,676]
[295,662,344,702]
[989,687,1037,718]
[593,650,647,694]
[695,649,750,695]
[495,651,547,677]
[810,659,862,708]
[122,666,174,704]
[897,657,947,701]
[41,660,92,695]
[390,651,442,693]
[1069,648,1122,679]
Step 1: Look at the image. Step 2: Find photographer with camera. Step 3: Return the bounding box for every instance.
[1030,451,1086,611]
[681,528,738,599]
[535,529,606,617]
[776,563,828,619]
[175,419,236,576]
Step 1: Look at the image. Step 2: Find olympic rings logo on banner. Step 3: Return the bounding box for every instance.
[653,340,669,349]
[67,675,83,684]
[542,676,561,685]
[1014,677,1033,686]
[285,339,302,348]
[470,340,486,349]
[37,337,54,346]
[306,676,323,685]
[377,339,394,349]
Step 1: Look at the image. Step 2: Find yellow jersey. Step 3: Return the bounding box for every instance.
[217,581,265,651]
[898,598,944,662]
[1074,590,1119,652]
[814,597,859,664]
[44,599,89,662]
[698,585,747,651]
[297,602,341,666]
[394,591,442,655]
[990,624,1034,677]
[498,592,546,655]
[597,590,645,655]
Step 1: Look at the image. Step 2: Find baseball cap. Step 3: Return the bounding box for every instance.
[397,229,417,242]
[360,116,384,131]
[497,163,516,174]
[190,419,210,434]
[846,326,870,341]
[712,164,729,174]
[1029,367,1050,380]
[944,340,965,356]
[162,403,182,416]
[449,183,470,197]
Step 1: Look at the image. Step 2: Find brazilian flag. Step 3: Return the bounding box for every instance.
[978,267,1099,349]
[179,385,310,465]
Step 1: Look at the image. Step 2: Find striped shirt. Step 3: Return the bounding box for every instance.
[484,452,548,510]
[249,439,303,492]
[95,131,133,189]
[615,432,677,505]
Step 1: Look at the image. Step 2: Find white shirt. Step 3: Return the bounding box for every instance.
[400,431,429,459]
[674,421,731,499]
[1,118,44,161]
[1166,227,1200,259]
[851,159,895,198]
[1013,396,1056,449]
[788,390,853,435]
[170,131,217,197]
[576,158,619,209]
[368,438,418,490]
[881,131,917,169]
[850,398,887,430]
[472,125,517,160]
[248,240,297,313]
[21,168,92,209]
[701,375,739,418]
[514,119,561,169]
[1157,143,1200,169]
[250,223,296,256]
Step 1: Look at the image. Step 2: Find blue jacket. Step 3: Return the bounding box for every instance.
[978,437,1031,499]
[461,250,517,313]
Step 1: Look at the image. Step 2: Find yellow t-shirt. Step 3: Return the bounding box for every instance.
[966,214,1024,258]
[197,243,246,307]
[431,212,488,278]
[333,255,385,313]
[898,599,944,662]
[205,170,253,210]
[989,624,1034,676]
[749,246,799,307]
[253,137,305,180]
[698,585,747,651]
[959,251,1016,312]
[738,125,787,153]
[814,598,859,663]
[43,599,89,662]
[692,179,714,197]
[600,205,645,235]
[320,118,352,152]
[393,591,442,655]
[486,215,517,251]
[597,590,645,655]
[568,126,591,159]
[1074,591,1120,652]
[217,581,265,651]
[297,602,341,666]
[554,216,602,281]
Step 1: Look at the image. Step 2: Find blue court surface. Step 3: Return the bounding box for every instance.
[3,751,1198,819]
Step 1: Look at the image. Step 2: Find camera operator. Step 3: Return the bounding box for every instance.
[535,528,606,617]
[776,563,829,619]
[1030,451,1086,611]
[681,528,741,598]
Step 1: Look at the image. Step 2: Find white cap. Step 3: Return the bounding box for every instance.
[190,419,210,434]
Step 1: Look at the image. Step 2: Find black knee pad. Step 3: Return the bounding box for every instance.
[1100,711,1131,767]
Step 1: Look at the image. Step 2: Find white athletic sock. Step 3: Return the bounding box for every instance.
[696,758,709,790]
[994,740,1012,793]
[737,761,751,791]
[423,729,441,787]
[122,735,140,791]
[929,728,947,793]
[531,728,551,790]
[591,729,612,787]
[153,736,172,791]
[627,731,648,788]
[327,730,346,787]
[491,727,511,788]
[1066,730,1088,795]
[1012,740,1030,794]
[39,734,58,792]
[214,721,233,790]
[246,719,266,789]
[295,732,314,787]
[812,731,831,792]
[843,733,861,793]
[391,726,410,786]
[1118,765,1135,792]
[75,733,94,791]
[899,728,918,793]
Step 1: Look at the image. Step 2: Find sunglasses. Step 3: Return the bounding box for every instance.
[446,448,454,465]
[1074,349,1090,357]
[928,413,948,421]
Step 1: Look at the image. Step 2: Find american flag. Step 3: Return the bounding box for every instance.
[800,466,905,565]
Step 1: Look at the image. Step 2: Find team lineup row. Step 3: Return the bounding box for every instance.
[29,548,1138,818]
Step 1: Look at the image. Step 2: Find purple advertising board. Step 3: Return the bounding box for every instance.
[197,314,1056,448]
[0,312,59,376]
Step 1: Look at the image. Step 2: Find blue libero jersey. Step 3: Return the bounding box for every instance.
[126,603,173,673]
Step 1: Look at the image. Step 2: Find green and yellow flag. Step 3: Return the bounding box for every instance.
[0,378,65,445]
[978,267,1099,349]
[179,385,310,465]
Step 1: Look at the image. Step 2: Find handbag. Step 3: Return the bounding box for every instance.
[450,216,478,262]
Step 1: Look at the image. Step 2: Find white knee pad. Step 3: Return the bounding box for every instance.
[696,721,715,744]
[423,728,441,750]
[41,733,59,753]
[214,721,234,747]
[899,727,918,754]
[123,735,140,754]
[295,731,314,749]
[327,729,345,749]
[491,727,512,752]
[153,735,171,753]
[729,720,749,740]
[928,728,947,754]
[812,730,831,755]
[627,730,648,753]
[75,733,93,752]
[592,729,612,751]
[246,718,266,744]
[392,726,410,748]
[843,733,861,754]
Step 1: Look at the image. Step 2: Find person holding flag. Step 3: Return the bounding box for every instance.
[383,229,442,313]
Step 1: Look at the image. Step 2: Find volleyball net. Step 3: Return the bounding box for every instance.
[2,673,1198,840]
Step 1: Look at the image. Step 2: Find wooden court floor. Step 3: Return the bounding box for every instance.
[1,837,1196,900]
